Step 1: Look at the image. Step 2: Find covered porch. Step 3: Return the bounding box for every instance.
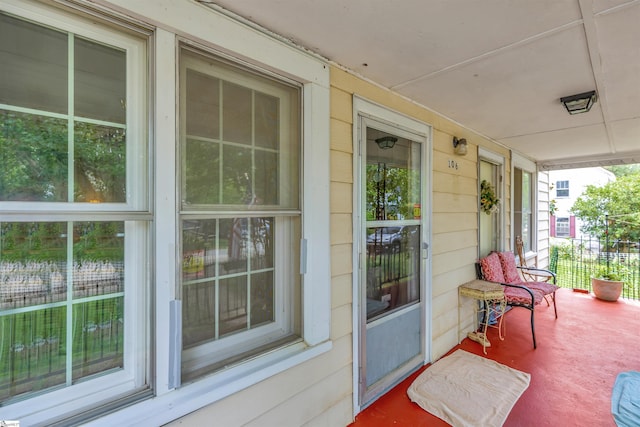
[2,1,639,425]
[350,288,640,426]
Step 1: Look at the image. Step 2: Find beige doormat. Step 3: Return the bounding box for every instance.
[407,349,530,427]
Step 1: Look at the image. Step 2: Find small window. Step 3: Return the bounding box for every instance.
[556,180,569,198]
[556,217,570,237]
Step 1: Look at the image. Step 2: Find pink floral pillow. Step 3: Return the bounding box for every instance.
[498,251,520,284]
[480,252,505,283]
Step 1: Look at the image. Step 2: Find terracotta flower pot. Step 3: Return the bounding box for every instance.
[591,277,623,301]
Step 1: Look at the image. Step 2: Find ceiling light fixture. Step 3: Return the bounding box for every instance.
[560,90,597,115]
[452,137,468,156]
[375,136,397,149]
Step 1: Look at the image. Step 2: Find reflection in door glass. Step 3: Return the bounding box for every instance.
[365,225,420,320]
[366,134,420,221]
[364,127,422,320]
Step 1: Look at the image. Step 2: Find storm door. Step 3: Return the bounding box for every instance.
[478,152,504,257]
[358,114,428,407]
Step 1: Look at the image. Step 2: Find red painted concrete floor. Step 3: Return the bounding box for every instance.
[349,288,640,426]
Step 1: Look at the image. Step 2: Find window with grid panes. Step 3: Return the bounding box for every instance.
[556,217,570,237]
[0,4,149,419]
[556,180,569,198]
[514,167,534,253]
[179,47,302,379]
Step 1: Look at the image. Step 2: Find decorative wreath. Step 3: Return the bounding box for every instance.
[480,180,500,214]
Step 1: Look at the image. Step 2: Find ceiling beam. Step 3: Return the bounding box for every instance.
[579,0,616,153]
[539,150,640,170]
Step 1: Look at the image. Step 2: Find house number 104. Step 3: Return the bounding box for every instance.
[448,160,459,170]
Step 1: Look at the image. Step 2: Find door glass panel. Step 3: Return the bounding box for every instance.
[365,128,421,321]
[479,160,500,256]
[365,225,420,320]
[366,137,421,221]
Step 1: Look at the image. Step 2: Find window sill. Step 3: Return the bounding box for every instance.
[84,340,332,426]
[523,251,538,264]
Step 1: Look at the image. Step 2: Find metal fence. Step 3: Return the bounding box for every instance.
[551,237,640,300]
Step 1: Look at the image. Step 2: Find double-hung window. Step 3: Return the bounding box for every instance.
[1,0,330,423]
[556,180,569,198]
[556,217,570,237]
[0,2,149,423]
[179,47,302,379]
[513,154,536,254]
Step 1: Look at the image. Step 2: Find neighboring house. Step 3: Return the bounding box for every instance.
[549,167,616,239]
[0,1,553,426]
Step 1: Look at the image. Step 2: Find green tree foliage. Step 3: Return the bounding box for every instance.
[74,123,126,203]
[570,174,640,241]
[605,164,640,178]
[0,111,68,201]
[366,163,419,220]
[0,110,126,203]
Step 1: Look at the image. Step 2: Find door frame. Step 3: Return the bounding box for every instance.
[478,148,505,256]
[511,152,538,257]
[351,96,433,414]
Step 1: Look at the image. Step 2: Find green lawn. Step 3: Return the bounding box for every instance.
[0,297,123,402]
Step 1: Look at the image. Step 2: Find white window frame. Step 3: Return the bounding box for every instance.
[176,39,329,382]
[0,0,150,424]
[0,3,148,214]
[511,152,537,257]
[83,0,330,424]
[351,96,433,414]
[178,50,302,375]
[2,0,331,423]
[556,180,570,198]
[478,148,506,255]
[179,51,298,211]
[556,216,570,237]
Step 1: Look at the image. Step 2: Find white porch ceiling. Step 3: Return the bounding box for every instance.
[204,0,640,170]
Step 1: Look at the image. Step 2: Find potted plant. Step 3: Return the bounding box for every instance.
[591,264,624,301]
[590,213,627,301]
